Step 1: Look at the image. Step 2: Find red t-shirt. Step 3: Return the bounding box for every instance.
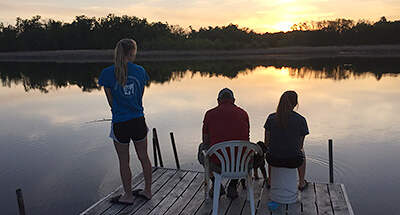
[202,101,250,164]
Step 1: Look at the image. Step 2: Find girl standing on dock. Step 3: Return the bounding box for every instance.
[98,38,152,204]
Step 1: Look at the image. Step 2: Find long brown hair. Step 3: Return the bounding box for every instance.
[114,39,137,86]
[276,90,298,128]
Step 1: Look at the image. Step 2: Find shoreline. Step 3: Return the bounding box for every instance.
[0,45,400,63]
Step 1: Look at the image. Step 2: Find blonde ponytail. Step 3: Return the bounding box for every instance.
[114,39,137,86]
[276,91,298,128]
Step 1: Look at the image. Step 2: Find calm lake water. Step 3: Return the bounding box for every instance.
[1,58,399,215]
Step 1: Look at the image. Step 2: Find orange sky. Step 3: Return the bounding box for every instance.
[1,0,399,33]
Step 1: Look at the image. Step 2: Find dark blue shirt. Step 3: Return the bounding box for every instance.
[98,62,149,123]
[264,111,309,159]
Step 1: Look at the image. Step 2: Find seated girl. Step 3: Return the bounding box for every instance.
[264,90,309,191]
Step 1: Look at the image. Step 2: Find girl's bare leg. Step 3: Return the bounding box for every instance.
[114,141,134,203]
[133,137,152,199]
[298,159,306,187]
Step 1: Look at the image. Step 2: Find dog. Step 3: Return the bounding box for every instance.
[240,141,268,189]
[253,141,268,179]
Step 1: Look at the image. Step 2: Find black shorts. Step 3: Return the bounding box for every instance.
[112,117,148,144]
[266,150,305,169]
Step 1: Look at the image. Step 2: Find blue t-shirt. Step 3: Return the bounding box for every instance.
[264,111,309,159]
[98,62,149,123]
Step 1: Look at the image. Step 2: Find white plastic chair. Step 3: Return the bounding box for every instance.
[202,140,262,215]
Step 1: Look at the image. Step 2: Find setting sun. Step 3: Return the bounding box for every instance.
[274,21,294,32]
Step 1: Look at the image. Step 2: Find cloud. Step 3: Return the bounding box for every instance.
[0,1,118,24]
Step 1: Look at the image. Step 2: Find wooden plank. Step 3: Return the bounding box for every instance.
[132,171,192,215]
[255,181,271,215]
[192,200,211,215]
[194,180,230,215]
[114,169,178,215]
[287,202,301,215]
[253,180,267,212]
[224,181,247,215]
[340,184,354,215]
[270,204,285,215]
[82,168,159,215]
[158,167,202,173]
[300,182,317,215]
[179,182,206,215]
[147,171,198,215]
[101,168,167,215]
[315,184,333,215]
[103,168,175,215]
[83,173,143,215]
[240,179,265,215]
[82,169,354,215]
[328,184,349,215]
[164,173,204,215]
[216,184,232,215]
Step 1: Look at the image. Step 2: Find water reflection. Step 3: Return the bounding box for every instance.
[1,59,400,215]
[0,58,398,93]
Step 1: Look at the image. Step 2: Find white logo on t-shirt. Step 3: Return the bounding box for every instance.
[123,83,135,96]
[122,76,141,96]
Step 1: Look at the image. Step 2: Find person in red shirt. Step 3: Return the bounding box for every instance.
[200,88,250,199]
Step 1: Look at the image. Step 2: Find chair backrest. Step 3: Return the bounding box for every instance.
[206,140,262,178]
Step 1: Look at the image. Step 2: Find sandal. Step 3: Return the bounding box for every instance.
[110,194,134,205]
[132,189,151,200]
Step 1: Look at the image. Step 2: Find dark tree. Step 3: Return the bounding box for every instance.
[0,15,399,52]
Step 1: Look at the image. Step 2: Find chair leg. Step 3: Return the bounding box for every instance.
[204,160,210,200]
[212,174,222,215]
[247,175,255,215]
[204,176,209,200]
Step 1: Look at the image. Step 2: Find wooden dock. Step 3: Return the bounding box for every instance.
[81,167,354,215]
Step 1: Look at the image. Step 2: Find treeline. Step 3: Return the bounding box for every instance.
[1,58,398,93]
[0,14,399,51]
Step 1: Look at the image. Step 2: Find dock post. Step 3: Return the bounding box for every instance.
[16,188,26,215]
[329,139,334,183]
[170,132,180,169]
[153,128,164,167]
[152,128,158,167]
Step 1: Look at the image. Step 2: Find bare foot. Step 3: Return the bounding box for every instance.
[298,180,305,188]
[298,180,308,191]
[142,190,152,199]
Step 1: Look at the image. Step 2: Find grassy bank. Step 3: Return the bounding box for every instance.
[0,45,400,63]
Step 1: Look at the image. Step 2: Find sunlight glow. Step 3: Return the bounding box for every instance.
[0,0,399,33]
[277,0,296,4]
[274,21,294,32]
[256,66,291,81]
